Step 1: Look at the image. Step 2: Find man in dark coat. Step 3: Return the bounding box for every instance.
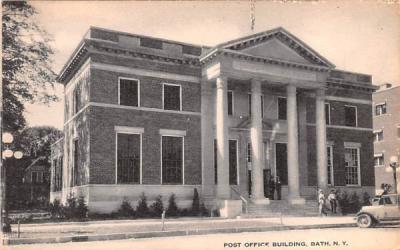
[269,176,275,200]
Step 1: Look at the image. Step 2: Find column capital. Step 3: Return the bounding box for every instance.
[216,76,228,90]
[286,84,297,94]
[315,88,326,98]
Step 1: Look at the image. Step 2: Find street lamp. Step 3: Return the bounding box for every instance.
[385,155,399,194]
[1,132,24,233]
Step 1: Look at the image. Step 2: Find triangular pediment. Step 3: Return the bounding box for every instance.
[219,27,334,68]
[241,38,312,64]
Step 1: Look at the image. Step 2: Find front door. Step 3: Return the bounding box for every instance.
[275,143,288,185]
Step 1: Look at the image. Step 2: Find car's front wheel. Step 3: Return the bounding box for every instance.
[357,214,375,228]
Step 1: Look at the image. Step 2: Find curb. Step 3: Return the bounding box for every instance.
[2,223,355,245]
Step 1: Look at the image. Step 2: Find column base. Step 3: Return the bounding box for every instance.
[289,197,306,205]
[218,200,242,218]
[251,198,270,205]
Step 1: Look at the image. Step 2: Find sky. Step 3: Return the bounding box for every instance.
[24,0,400,130]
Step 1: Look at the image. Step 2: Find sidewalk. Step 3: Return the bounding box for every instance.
[2,216,356,245]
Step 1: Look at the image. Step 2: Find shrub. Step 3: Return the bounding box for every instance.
[199,202,209,217]
[166,193,179,217]
[150,195,164,218]
[191,188,200,216]
[362,192,371,206]
[136,193,150,218]
[118,198,135,218]
[76,196,89,219]
[48,199,63,218]
[179,208,191,217]
[64,193,78,219]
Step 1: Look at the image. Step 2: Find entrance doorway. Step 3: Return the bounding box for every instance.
[275,143,288,185]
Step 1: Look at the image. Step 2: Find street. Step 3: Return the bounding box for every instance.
[5,226,400,250]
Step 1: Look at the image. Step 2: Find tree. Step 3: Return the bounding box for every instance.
[191,188,200,216]
[2,1,58,132]
[13,126,63,160]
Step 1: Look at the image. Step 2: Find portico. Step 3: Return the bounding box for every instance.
[200,30,332,209]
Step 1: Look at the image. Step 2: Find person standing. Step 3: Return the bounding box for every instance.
[269,176,275,200]
[275,176,282,200]
[318,189,327,216]
[327,189,337,214]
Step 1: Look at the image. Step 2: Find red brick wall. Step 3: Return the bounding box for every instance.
[90,68,201,112]
[89,106,201,185]
[307,127,375,187]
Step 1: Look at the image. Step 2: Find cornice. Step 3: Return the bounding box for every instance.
[200,48,330,73]
[57,39,201,84]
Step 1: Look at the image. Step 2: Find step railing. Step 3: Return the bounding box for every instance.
[230,186,248,214]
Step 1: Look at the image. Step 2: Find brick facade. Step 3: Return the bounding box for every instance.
[51,27,377,213]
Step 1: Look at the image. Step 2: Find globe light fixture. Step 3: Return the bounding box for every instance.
[2,132,14,144]
[3,149,13,158]
[13,151,23,159]
[387,155,399,194]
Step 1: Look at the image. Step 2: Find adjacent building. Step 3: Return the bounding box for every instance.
[51,27,377,217]
[373,84,400,194]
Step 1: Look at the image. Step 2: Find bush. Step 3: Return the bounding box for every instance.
[76,196,89,219]
[64,193,78,219]
[48,199,63,218]
[150,195,164,218]
[118,198,135,218]
[166,193,179,217]
[199,202,209,217]
[191,188,200,216]
[136,193,150,218]
[362,192,371,206]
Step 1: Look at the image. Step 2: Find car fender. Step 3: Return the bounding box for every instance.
[356,212,379,223]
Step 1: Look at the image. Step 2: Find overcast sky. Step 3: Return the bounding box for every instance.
[25,0,400,130]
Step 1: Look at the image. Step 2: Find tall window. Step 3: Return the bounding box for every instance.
[117,133,141,184]
[119,78,139,106]
[32,171,44,184]
[248,94,264,117]
[229,140,238,185]
[247,142,252,165]
[325,103,331,125]
[344,106,357,127]
[278,97,287,120]
[375,103,387,116]
[73,87,81,114]
[227,91,233,115]
[73,139,79,186]
[374,130,384,142]
[163,84,181,111]
[344,147,360,185]
[374,154,384,167]
[327,146,334,185]
[162,136,183,184]
[261,95,264,118]
[53,156,63,191]
[214,140,217,184]
[213,139,238,185]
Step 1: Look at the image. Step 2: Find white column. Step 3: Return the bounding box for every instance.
[250,79,268,203]
[286,85,304,204]
[201,81,215,199]
[215,76,230,199]
[316,89,328,190]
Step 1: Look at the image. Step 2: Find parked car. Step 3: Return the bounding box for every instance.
[355,194,400,228]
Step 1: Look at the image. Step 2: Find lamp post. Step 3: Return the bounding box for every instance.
[386,155,399,194]
[1,132,23,233]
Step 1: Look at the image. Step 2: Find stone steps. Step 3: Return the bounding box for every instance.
[242,200,320,218]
